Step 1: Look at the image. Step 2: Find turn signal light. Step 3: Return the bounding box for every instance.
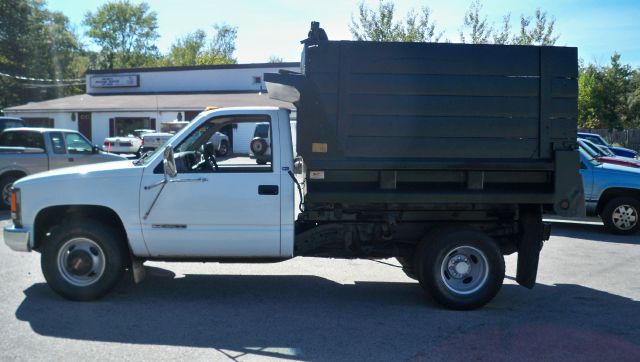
[10,190,17,215]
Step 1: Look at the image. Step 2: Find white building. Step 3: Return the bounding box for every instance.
[3,63,298,146]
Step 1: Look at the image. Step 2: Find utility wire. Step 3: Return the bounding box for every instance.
[0,71,84,83]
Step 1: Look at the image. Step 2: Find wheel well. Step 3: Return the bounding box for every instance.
[1,171,27,181]
[33,205,128,252]
[596,188,640,215]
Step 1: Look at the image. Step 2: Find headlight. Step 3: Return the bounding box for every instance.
[10,187,21,228]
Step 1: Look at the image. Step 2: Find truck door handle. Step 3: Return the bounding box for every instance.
[258,185,279,195]
[68,157,74,162]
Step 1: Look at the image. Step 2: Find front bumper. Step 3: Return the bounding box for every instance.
[4,225,31,252]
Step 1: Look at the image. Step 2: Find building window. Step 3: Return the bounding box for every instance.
[23,118,54,128]
[109,117,155,137]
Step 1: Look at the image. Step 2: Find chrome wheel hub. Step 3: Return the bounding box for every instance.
[612,205,638,230]
[440,245,489,295]
[57,238,106,287]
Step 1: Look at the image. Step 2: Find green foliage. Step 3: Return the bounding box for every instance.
[163,30,207,66]
[460,0,492,44]
[268,56,285,63]
[349,0,442,42]
[578,54,638,130]
[512,9,559,45]
[460,1,558,45]
[628,70,640,123]
[162,24,237,66]
[83,0,159,69]
[1,0,86,110]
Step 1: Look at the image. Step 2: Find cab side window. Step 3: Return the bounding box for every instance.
[169,116,272,174]
[0,131,45,149]
[64,132,93,154]
[49,132,66,154]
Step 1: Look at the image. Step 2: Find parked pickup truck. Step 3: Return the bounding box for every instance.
[0,128,125,208]
[3,23,583,310]
[579,148,640,234]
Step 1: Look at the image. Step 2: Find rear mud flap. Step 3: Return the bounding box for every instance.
[516,205,546,289]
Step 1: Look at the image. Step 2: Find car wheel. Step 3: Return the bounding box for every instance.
[0,174,21,209]
[41,219,127,301]
[250,137,268,156]
[217,140,229,156]
[416,228,504,310]
[602,197,640,235]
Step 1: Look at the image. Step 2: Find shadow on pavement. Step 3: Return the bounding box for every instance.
[550,222,639,245]
[0,210,11,221]
[15,267,640,361]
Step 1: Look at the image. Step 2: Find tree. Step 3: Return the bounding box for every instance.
[460,0,492,44]
[461,1,558,45]
[162,24,238,66]
[578,54,635,130]
[268,56,284,63]
[349,0,442,42]
[199,24,237,64]
[1,0,86,110]
[164,30,207,66]
[512,9,559,45]
[627,69,640,124]
[83,0,159,69]
[578,64,600,128]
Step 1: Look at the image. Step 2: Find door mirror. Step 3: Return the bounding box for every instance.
[92,145,100,154]
[163,146,177,178]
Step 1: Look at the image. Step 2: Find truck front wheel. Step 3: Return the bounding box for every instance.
[602,197,640,235]
[416,229,505,310]
[41,219,127,301]
[0,174,21,209]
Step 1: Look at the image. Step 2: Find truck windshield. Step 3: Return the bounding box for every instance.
[580,134,609,147]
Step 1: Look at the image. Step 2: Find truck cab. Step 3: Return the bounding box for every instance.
[137,107,295,257]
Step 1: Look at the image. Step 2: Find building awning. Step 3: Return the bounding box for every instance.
[5,92,294,113]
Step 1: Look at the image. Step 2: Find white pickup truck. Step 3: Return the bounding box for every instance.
[3,30,583,310]
[5,107,297,300]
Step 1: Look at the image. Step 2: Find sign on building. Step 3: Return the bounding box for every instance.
[90,75,140,88]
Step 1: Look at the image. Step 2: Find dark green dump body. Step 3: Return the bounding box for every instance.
[266,40,583,216]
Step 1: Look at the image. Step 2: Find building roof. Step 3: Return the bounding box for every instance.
[85,62,300,74]
[5,92,294,113]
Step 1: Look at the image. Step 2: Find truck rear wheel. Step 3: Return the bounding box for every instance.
[602,197,640,235]
[416,228,504,310]
[41,219,127,301]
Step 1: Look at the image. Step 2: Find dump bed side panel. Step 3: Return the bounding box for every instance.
[266,40,581,215]
[299,41,577,162]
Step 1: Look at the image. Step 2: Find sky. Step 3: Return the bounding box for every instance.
[47,0,640,67]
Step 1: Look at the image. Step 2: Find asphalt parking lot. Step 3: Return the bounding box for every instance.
[0,213,638,361]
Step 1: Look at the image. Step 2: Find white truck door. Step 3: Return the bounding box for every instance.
[139,114,282,257]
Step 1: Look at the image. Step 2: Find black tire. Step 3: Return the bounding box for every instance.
[217,140,229,156]
[416,228,505,310]
[601,197,640,235]
[250,137,268,156]
[396,256,417,280]
[41,219,127,301]
[0,174,21,209]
